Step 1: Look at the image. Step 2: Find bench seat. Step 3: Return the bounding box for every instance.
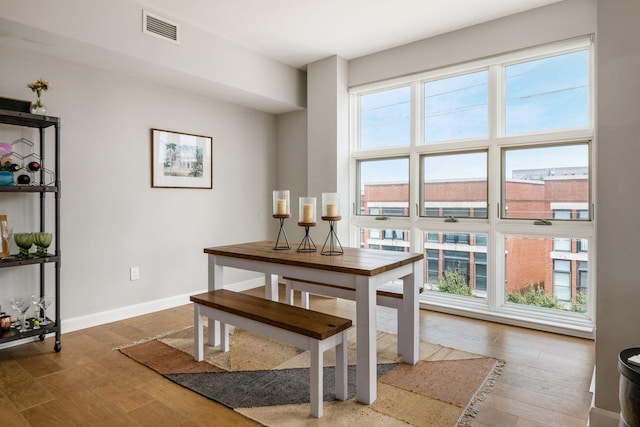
[190,289,352,418]
[283,277,423,356]
[284,277,424,310]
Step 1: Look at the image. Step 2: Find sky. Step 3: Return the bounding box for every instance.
[358,49,590,185]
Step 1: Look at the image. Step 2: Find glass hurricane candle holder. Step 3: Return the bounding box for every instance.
[321,193,344,255]
[272,190,291,250]
[298,197,316,225]
[297,197,317,252]
[321,192,341,219]
[273,190,290,216]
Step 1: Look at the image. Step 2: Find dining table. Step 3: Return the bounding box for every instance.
[202,240,424,405]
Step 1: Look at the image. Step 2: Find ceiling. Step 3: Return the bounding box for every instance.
[0,0,565,113]
[138,0,563,69]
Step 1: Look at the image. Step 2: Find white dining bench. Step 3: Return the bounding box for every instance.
[190,289,353,418]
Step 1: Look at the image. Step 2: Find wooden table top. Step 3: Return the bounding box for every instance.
[204,240,423,277]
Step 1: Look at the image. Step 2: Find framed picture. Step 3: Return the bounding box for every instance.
[151,129,213,189]
[0,215,9,257]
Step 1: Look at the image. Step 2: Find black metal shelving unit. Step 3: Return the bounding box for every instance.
[0,108,61,352]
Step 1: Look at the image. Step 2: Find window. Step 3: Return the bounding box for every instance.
[553,260,571,302]
[443,233,470,244]
[359,228,410,252]
[350,37,594,335]
[421,151,487,218]
[427,249,439,285]
[360,86,410,149]
[505,50,589,135]
[443,250,470,286]
[474,253,487,292]
[502,143,589,220]
[423,231,487,298]
[357,157,409,216]
[577,261,588,295]
[383,229,404,240]
[424,70,488,143]
[553,238,571,252]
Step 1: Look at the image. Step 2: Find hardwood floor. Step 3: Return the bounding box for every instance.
[0,286,594,426]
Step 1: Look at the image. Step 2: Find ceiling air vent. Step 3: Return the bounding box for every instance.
[143,10,179,43]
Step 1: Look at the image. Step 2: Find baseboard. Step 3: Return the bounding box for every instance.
[589,405,620,427]
[61,277,264,334]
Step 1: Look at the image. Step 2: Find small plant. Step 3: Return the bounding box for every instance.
[507,282,561,309]
[570,291,588,313]
[438,268,472,296]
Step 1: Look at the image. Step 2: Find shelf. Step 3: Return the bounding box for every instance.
[0,109,59,128]
[0,108,61,353]
[0,254,59,268]
[0,185,58,193]
[0,318,58,344]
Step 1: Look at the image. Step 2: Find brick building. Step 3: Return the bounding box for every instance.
[360,169,589,305]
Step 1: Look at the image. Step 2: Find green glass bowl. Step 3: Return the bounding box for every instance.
[14,232,34,249]
[34,232,53,247]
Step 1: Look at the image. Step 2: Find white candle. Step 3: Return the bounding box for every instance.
[303,204,313,222]
[326,203,338,217]
[276,199,287,215]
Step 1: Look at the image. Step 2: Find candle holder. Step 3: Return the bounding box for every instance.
[321,193,343,255]
[272,190,291,250]
[297,197,317,252]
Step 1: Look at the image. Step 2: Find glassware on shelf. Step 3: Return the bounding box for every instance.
[9,296,31,332]
[14,233,34,258]
[33,232,53,256]
[31,295,41,329]
[38,296,53,326]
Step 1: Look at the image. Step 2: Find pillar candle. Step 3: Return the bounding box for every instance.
[276,199,287,215]
[303,204,313,222]
[326,203,338,217]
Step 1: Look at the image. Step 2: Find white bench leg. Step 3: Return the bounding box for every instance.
[220,321,230,352]
[310,339,323,418]
[285,279,310,309]
[194,304,204,361]
[335,331,348,401]
[285,280,294,305]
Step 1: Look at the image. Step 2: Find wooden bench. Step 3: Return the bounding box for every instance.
[284,277,423,354]
[284,278,423,310]
[190,289,352,418]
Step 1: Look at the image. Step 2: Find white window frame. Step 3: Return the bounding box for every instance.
[348,36,595,338]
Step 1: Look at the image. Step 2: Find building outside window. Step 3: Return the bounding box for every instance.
[349,37,594,335]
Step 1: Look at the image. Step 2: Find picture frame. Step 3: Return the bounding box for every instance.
[0,215,9,257]
[151,129,213,189]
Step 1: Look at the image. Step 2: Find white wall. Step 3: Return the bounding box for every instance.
[0,0,306,114]
[0,46,277,329]
[275,109,307,243]
[307,56,350,242]
[349,0,596,87]
[595,0,640,422]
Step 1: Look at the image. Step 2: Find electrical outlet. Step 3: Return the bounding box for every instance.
[130,266,140,281]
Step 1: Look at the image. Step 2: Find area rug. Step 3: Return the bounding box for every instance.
[118,326,504,426]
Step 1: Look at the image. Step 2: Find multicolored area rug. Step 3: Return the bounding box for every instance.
[118,326,504,426]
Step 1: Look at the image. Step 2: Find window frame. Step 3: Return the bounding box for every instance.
[348,36,595,337]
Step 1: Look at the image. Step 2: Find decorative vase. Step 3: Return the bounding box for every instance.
[0,170,14,186]
[30,97,46,114]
